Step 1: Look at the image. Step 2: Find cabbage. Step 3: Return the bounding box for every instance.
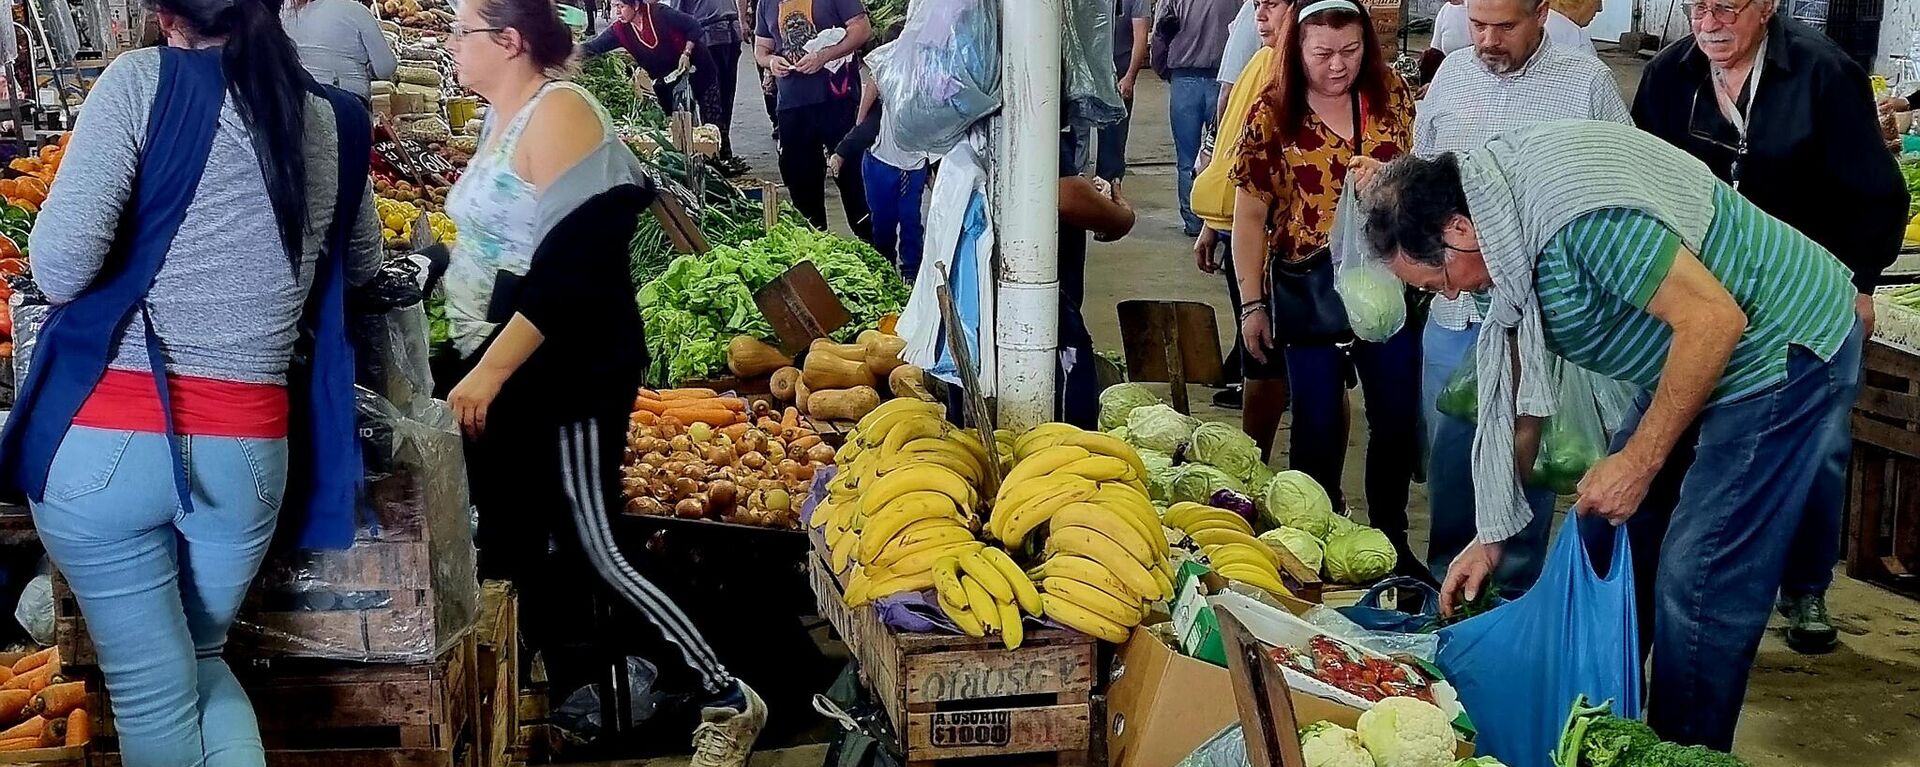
[1137,449,1174,474]
[1324,527,1398,584]
[1147,465,1179,503]
[1127,404,1200,453]
[1110,425,1132,443]
[1326,512,1364,539]
[1099,383,1162,431]
[1336,261,1408,343]
[1245,461,1277,497]
[1188,422,1263,485]
[1259,527,1324,573]
[1209,489,1258,523]
[1260,470,1336,538]
[1168,464,1247,505]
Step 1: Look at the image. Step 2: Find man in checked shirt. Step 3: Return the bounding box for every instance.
[1407,0,1632,597]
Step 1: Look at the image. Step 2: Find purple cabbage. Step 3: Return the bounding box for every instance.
[1209,489,1258,524]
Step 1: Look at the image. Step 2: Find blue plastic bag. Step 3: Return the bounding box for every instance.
[1436,521,1642,767]
[1337,576,1443,634]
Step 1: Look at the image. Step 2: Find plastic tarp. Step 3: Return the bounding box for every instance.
[867,0,1000,156]
[1436,522,1642,767]
[897,132,995,395]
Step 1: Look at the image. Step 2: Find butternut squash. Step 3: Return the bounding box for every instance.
[809,386,883,422]
[803,350,875,391]
[808,338,867,363]
[727,336,793,378]
[792,378,812,415]
[889,364,934,402]
[769,367,802,401]
[863,333,908,377]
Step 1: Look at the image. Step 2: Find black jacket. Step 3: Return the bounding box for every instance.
[1632,15,1906,293]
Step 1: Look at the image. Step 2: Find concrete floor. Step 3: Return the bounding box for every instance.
[610,51,1920,767]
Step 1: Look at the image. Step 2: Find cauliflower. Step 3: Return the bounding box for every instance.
[1301,721,1374,767]
[1356,697,1457,767]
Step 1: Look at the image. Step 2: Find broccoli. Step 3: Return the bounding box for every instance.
[1553,697,1745,767]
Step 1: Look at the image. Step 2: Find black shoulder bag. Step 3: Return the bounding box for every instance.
[1264,90,1361,347]
[1149,0,1181,81]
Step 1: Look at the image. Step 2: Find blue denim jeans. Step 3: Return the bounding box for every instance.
[1583,322,1863,749]
[1168,70,1219,234]
[1284,324,1422,542]
[861,152,929,282]
[1421,318,1556,595]
[33,427,283,767]
[1780,402,1848,598]
[1095,96,1134,180]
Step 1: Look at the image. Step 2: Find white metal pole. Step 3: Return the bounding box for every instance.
[993,0,1064,431]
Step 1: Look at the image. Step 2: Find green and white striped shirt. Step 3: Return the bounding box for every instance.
[1535,185,1856,404]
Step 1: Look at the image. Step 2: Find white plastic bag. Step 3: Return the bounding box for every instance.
[1330,182,1406,342]
[868,0,1000,156]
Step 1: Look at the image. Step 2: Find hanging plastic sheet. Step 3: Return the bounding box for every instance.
[897,134,995,395]
[867,0,1000,156]
[1174,724,1250,767]
[1436,522,1642,767]
[1063,0,1126,128]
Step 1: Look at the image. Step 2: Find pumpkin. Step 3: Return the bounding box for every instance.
[727,336,793,378]
[808,386,883,422]
[802,350,875,391]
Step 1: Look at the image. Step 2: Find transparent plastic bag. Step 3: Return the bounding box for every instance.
[868,0,1000,156]
[1436,358,1478,422]
[1532,362,1608,496]
[1330,183,1405,343]
[1175,724,1250,767]
[1062,0,1125,129]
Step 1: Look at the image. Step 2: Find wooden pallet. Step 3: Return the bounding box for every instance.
[474,582,518,767]
[1849,339,1920,598]
[809,542,1096,767]
[88,633,481,766]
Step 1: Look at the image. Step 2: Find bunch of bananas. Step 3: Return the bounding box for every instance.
[932,546,1042,649]
[992,424,1174,644]
[812,399,1002,611]
[1163,502,1291,597]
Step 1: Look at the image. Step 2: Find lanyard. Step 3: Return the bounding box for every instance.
[1710,41,1764,144]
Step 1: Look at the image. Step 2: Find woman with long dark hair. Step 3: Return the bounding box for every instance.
[578,0,725,124]
[441,0,765,760]
[0,0,380,762]
[1229,0,1425,571]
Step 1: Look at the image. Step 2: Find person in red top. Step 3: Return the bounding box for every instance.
[580,0,725,123]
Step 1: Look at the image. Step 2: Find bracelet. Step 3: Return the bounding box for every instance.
[1237,298,1265,311]
[1238,303,1267,322]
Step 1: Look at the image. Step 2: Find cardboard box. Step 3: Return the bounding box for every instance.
[1171,560,1227,666]
[1105,627,1240,767]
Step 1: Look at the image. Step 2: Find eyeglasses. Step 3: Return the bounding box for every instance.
[449,24,506,40]
[1684,0,1753,23]
[1688,80,1749,188]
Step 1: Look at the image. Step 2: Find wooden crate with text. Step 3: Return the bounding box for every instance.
[809,537,1097,767]
[1849,338,1920,598]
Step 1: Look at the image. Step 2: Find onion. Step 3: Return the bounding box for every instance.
[708,480,738,510]
[668,435,693,454]
[674,497,706,519]
[777,459,804,481]
[764,489,791,512]
[740,451,768,471]
[805,443,836,465]
[672,476,700,497]
[705,444,735,465]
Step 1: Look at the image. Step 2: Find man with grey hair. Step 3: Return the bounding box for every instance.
[1408,0,1630,598]
[1632,0,1906,656]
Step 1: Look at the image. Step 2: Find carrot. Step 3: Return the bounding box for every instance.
[30,683,82,718]
[0,715,44,743]
[668,408,744,427]
[655,388,718,400]
[0,666,13,686]
[637,388,661,400]
[2,666,50,692]
[661,397,745,413]
[0,691,31,724]
[631,410,659,425]
[0,736,39,751]
[10,649,53,677]
[62,710,87,747]
[720,422,751,441]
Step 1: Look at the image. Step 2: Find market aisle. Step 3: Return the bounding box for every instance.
[716,58,1920,767]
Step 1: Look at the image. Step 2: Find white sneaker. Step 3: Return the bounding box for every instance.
[690,682,768,767]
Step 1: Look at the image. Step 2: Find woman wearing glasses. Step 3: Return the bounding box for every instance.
[1229,0,1426,578]
[1358,119,1865,752]
[442,0,766,760]
[1630,0,1905,657]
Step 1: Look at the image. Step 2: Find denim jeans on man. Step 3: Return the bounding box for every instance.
[1168,70,1219,234]
[1284,325,1421,546]
[1581,322,1863,749]
[1095,97,1134,181]
[34,427,283,767]
[861,151,928,282]
[1779,406,1847,598]
[1422,317,1555,595]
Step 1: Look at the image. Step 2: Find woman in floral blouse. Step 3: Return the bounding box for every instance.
[1229,0,1425,575]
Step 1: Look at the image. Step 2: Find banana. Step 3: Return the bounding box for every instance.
[1035,554,1146,604]
[855,398,945,438]
[835,438,865,466]
[962,576,999,632]
[870,530,979,570]
[999,445,1093,491]
[995,478,1101,547]
[1205,542,1282,575]
[1056,455,1135,485]
[843,566,870,605]
[1152,561,1175,600]
[831,523,861,572]
[1053,431,1150,490]
[862,516,966,565]
[1042,576,1143,627]
[1013,423,1083,457]
[1089,485,1164,547]
[1217,563,1292,596]
[1052,504,1157,564]
[949,429,993,471]
[1164,502,1247,533]
[1041,594,1133,642]
[865,463,977,512]
[860,570,939,605]
[932,556,967,603]
[979,546,1043,615]
[1191,529,1283,567]
[879,417,954,461]
[883,444,985,485]
[998,599,1024,649]
[810,499,838,530]
[858,494,966,561]
[957,549,1016,604]
[1045,527,1162,599]
[941,596,986,638]
[1186,517,1258,536]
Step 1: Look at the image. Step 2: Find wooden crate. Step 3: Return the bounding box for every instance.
[473,582,518,767]
[1848,339,1920,597]
[510,655,554,765]
[809,543,1097,766]
[89,633,482,766]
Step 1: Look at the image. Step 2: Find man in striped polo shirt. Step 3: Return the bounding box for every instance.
[1357,120,1863,749]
